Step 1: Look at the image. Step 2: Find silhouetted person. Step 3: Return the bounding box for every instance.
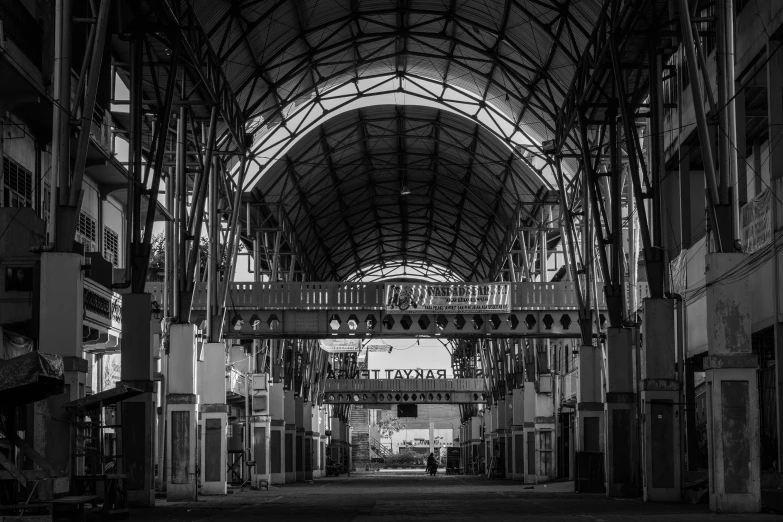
[427,452,437,476]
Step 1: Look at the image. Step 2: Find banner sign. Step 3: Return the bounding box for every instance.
[669,249,688,295]
[327,368,449,379]
[319,339,361,353]
[741,189,772,254]
[384,283,511,314]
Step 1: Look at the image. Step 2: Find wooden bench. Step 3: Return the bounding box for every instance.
[46,496,98,522]
[0,502,53,522]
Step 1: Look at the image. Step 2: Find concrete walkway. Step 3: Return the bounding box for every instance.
[130,475,781,521]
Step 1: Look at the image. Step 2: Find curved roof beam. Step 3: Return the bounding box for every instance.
[192,1,599,184]
[252,105,544,281]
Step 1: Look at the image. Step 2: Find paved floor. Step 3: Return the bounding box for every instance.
[129,473,781,521]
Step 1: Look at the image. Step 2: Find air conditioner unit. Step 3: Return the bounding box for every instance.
[537,373,553,394]
[252,393,268,414]
[252,374,270,414]
[253,373,269,391]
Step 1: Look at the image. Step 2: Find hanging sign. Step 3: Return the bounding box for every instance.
[384,283,511,314]
[319,339,361,353]
[741,189,772,254]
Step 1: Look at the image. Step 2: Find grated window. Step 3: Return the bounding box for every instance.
[3,155,33,208]
[76,211,97,252]
[103,226,119,267]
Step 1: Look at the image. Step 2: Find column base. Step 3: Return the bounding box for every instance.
[250,416,271,488]
[509,427,525,480]
[270,422,285,485]
[705,361,761,513]
[605,397,639,498]
[121,388,156,507]
[575,403,605,494]
[533,420,557,483]
[296,428,305,482]
[284,425,296,483]
[640,385,680,502]
[199,407,227,496]
[166,398,198,502]
[522,424,535,483]
[305,433,314,480]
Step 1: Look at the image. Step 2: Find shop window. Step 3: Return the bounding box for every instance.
[3,155,33,208]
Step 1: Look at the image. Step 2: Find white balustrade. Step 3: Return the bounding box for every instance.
[147,281,606,312]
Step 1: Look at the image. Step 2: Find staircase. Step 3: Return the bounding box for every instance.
[369,436,392,459]
[350,407,370,468]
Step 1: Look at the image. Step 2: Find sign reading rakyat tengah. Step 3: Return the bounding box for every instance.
[319,339,361,352]
[384,283,511,314]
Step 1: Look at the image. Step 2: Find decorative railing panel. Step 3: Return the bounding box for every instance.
[146,281,606,312]
[84,278,122,332]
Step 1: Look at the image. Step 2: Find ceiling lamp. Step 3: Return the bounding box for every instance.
[400,184,411,195]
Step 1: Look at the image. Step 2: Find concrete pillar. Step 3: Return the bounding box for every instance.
[522,382,536,482]
[704,254,761,512]
[604,328,640,497]
[510,389,525,480]
[534,385,556,482]
[284,391,296,482]
[429,421,435,456]
[311,406,322,478]
[346,422,353,472]
[330,415,341,472]
[249,373,271,489]
[304,402,314,480]
[576,343,604,456]
[119,292,156,507]
[640,300,681,502]
[269,382,285,484]
[295,397,305,482]
[36,253,87,498]
[199,343,227,495]
[166,324,199,501]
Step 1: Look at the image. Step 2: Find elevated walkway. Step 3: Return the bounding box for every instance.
[323,378,484,405]
[146,281,605,339]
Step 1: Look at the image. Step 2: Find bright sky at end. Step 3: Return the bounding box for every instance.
[365,338,453,377]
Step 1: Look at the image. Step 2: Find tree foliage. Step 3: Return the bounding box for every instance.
[376,417,405,440]
[147,233,210,282]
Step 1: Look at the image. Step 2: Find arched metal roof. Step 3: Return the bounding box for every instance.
[194,0,603,179]
[251,105,553,281]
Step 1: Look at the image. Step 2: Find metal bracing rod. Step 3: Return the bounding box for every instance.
[127,31,144,278]
[185,106,219,297]
[577,113,612,287]
[56,0,72,208]
[554,159,592,345]
[217,156,248,339]
[648,42,666,295]
[609,40,663,298]
[71,0,96,116]
[717,0,740,236]
[133,34,183,292]
[176,105,187,307]
[207,154,218,342]
[678,0,722,233]
[166,166,174,317]
[609,105,624,299]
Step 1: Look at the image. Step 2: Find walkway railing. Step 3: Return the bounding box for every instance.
[146,281,606,312]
